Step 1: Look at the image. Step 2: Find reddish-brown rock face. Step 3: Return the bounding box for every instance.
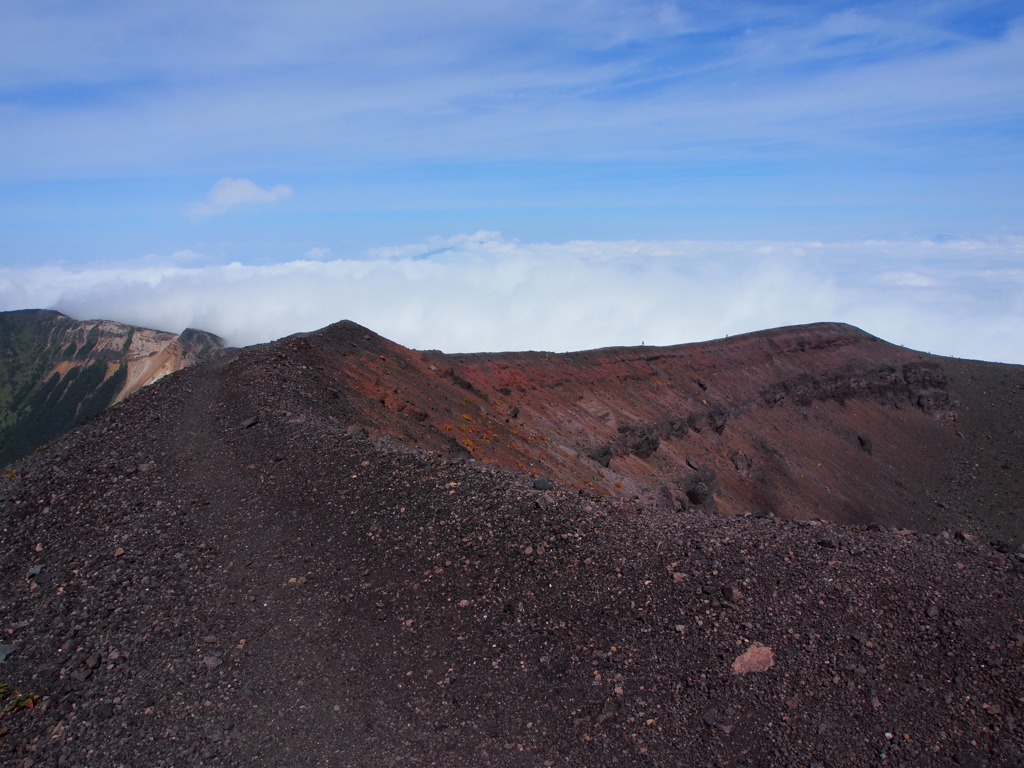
[273,319,1024,536]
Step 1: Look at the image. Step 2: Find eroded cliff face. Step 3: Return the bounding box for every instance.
[0,310,225,465]
[253,320,1014,535]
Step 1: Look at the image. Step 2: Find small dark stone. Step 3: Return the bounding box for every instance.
[0,644,19,663]
[239,416,259,429]
[729,451,753,474]
[616,424,660,459]
[32,570,67,585]
[95,702,114,719]
[345,424,369,439]
[953,752,981,767]
[817,537,839,549]
[686,458,700,470]
[85,654,101,669]
[681,466,719,506]
[665,417,688,438]
[857,434,873,454]
[533,477,554,491]
[687,482,712,505]
[708,405,729,435]
[588,444,613,468]
[656,484,676,511]
[926,605,940,619]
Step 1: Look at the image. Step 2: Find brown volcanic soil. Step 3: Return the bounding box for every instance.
[259,320,1024,542]
[931,358,1024,544]
[0,321,1023,767]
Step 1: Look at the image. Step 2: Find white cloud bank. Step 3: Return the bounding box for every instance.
[187,178,292,217]
[1,233,1022,363]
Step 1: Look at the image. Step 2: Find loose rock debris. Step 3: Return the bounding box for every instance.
[0,324,1022,767]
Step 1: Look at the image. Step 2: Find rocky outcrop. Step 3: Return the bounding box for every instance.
[760,361,958,420]
[0,310,225,466]
[687,403,730,434]
[588,416,692,466]
[679,464,720,508]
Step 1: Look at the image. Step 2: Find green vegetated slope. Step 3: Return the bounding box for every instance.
[0,310,129,467]
[0,309,225,468]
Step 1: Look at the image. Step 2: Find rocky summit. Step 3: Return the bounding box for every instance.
[1,319,1023,767]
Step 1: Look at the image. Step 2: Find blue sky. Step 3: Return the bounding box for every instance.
[1,1,1023,360]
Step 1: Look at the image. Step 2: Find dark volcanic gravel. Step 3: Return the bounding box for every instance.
[2,331,1024,767]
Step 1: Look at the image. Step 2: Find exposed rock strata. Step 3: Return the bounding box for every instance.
[230,320,1024,540]
[0,327,1022,767]
[0,309,225,466]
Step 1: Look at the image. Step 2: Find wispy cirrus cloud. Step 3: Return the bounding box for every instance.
[878,271,939,288]
[186,178,292,217]
[0,2,1020,177]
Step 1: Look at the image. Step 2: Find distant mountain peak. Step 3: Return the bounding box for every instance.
[0,309,225,466]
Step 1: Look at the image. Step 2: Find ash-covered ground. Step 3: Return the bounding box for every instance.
[2,327,1023,767]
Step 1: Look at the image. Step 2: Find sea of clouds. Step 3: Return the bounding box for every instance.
[1,232,1022,363]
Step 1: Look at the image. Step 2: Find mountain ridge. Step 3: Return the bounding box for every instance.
[1,317,1022,767]
[0,309,226,467]
[276,318,1022,542]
